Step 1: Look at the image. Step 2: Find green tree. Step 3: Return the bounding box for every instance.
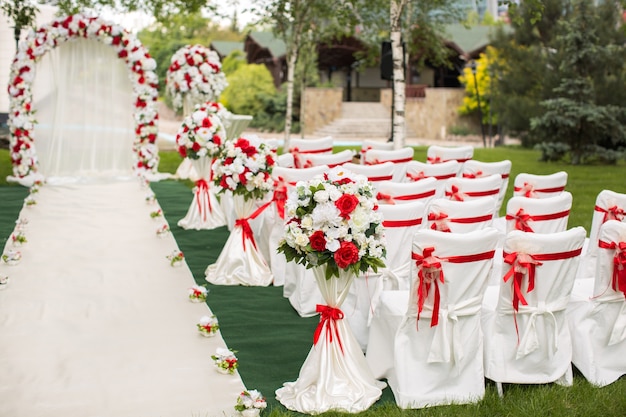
[529,0,626,164]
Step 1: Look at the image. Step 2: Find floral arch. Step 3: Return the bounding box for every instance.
[7,13,160,180]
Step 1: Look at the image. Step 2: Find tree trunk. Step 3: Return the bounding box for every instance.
[284,51,297,151]
[390,0,406,149]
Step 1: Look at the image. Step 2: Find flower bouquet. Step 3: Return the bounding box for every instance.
[0,275,8,290]
[176,102,228,230]
[205,137,276,286]
[24,196,36,207]
[2,250,22,266]
[145,191,156,204]
[166,250,184,267]
[211,347,238,374]
[234,390,267,417]
[196,315,220,337]
[188,285,208,302]
[11,232,27,247]
[165,44,228,114]
[150,209,163,220]
[275,167,386,414]
[156,224,170,238]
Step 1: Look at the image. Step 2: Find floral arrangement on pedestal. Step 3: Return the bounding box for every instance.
[7,13,159,178]
[196,315,220,337]
[278,167,386,279]
[2,250,22,266]
[175,102,227,160]
[234,390,267,416]
[166,45,228,112]
[188,285,208,302]
[212,137,276,201]
[166,250,184,267]
[11,232,27,246]
[211,347,238,374]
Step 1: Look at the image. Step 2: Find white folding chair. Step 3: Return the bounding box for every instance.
[360,139,394,165]
[301,149,355,168]
[364,147,414,182]
[375,178,438,208]
[405,160,460,197]
[462,159,512,215]
[288,136,334,168]
[426,197,496,233]
[426,145,474,165]
[342,162,396,191]
[443,174,502,203]
[505,192,572,234]
[513,171,568,199]
[343,201,427,351]
[568,220,626,387]
[482,227,586,395]
[276,152,295,168]
[366,228,499,408]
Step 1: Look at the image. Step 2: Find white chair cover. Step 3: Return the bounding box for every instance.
[426,145,474,165]
[405,160,460,199]
[482,227,586,387]
[375,177,438,208]
[461,159,512,215]
[364,147,414,182]
[505,192,572,234]
[426,197,496,234]
[443,174,502,203]
[177,157,226,230]
[174,157,197,180]
[360,139,394,165]
[276,267,385,414]
[276,152,295,168]
[343,201,427,350]
[287,136,334,168]
[513,171,568,199]
[367,228,499,408]
[342,162,396,192]
[568,220,626,387]
[301,149,355,168]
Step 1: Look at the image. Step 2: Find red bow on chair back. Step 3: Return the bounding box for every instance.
[272,177,288,219]
[289,147,302,168]
[406,171,427,182]
[412,247,445,328]
[598,240,626,298]
[427,156,442,164]
[595,205,626,224]
[508,208,534,232]
[462,170,483,179]
[313,304,345,353]
[445,185,465,201]
[503,251,543,311]
[519,182,536,198]
[195,178,212,220]
[428,212,451,232]
[235,218,257,251]
[376,192,395,204]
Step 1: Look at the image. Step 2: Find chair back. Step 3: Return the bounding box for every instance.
[427,197,496,233]
[288,136,334,168]
[443,174,502,203]
[276,152,295,168]
[587,190,626,258]
[426,145,474,164]
[342,162,396,191]
[513,171,567,199]
[462,159,512,214]
[376,177,438,207]
[364,147,414,182]
[301,149,355,168]
[505,192,572,234]
[593,220,626,299]
[360,139,394,165]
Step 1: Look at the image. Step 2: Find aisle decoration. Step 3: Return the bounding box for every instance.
[24,196,37,207]
[156,224,170,238]
[2,250,22,266]
[7,13,160,180]
[188,285,208,302]
[275,167,386,414]
[205,137,276,286]
[15,218,28,231]
[0,275,8,290]
[150,209,163,220]
[197,315,220,337]
[176,103,228,230]
[166,250,184,267]
[234,390,267,417]
[11,232,27,247]
[211,347,239,374]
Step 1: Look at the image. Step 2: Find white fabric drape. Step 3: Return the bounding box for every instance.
[276,266,384,414]
[32,38,135,178]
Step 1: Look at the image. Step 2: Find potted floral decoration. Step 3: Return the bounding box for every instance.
[156,224,170,238]
[175,102,227,160]
[211,347,238,374]
[11,232,27,246]
[150,209,163,220]
[234,390,267,417]
[166,44,228,112]
[188,285,208,302]
[2,250,22,266]
[196,315,220,337]
[212,137,276,201]
[166,250,184,267]
[277,167,386,279]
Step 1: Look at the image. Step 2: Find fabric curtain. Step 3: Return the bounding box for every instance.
[32,38,135,178]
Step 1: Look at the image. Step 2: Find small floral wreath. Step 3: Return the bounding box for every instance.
[7,13,160,179]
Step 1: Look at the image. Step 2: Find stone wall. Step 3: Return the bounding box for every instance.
[380,88,479,140]
[301,87,343,135]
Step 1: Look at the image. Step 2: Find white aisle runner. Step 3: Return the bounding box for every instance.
[0,180,245,417]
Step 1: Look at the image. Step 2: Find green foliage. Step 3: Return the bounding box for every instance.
[220,63,276,116]
[534,141,570,162]
[0,0,37,32]
[221,50,247,76]
[458,48,498,127]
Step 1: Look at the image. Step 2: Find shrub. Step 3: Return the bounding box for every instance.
[534,141,570,162]
[220,64,276,117]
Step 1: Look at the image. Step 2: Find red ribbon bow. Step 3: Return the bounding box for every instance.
[412,247,445,328]
[428,212,451,232]
[445,185,465,201]
[234,201,273,251]
[273,177,288,219]
[503,251,543,312]
[519,182,536,198]
[595,205,625,224]
[195,178,211,220]
[406,171,427,181]
[598,240,626,298]
[313,304,345,353]
[427,156,442,164]
[462,170,483,179]
[376,192,395,204]
[509,208,533,232]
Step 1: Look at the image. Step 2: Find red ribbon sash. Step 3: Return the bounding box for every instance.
[290,146,333,168]
[505,208,570,232]
[595,205,625,224]
[195,178,211,220]
[366,156,413,165]
[376,192,395,204]
[383,218,423,227]
[234,200,273,251]
[464,188,500,197]
[394,189,436,201]
[406,172,456,182]
[313,304,345,353]
[462,170,483,179]
[273,177,288,219]
[514,183,565,198]
[427,212,493,232]
[445,185,464,201]
[598,240,626,298]
[368,174,394,182]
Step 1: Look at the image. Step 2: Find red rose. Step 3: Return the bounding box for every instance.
[309,230,326,251]
[178,146,187,158]
[191,141,201,152]
[334,241,359,269]
[238,173,247,185]
[201,117,212,128]
[212,135,221,146]
[266,154,275,166]
[335,194,359,219]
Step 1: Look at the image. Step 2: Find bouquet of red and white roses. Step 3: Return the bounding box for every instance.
[175,102,227,160]
[212,137,276,201]
[278,167,386,279]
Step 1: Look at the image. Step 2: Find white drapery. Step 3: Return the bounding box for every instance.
[32,38,135,178]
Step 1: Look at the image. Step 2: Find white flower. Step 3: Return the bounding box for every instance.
[314,189,330,203]
[311,202,341,229]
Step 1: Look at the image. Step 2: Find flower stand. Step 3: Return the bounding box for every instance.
[275,265,384,414]
[205,194,273,286]
[177,156,226,230]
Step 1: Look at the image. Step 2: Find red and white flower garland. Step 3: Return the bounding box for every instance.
[7,13,160,178]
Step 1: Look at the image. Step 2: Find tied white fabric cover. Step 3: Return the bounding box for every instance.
[568,220,626,387]
[205,194,273,286]
[0,181,245,417]
[513,171,568,199]
[177,156,226,230]
[276,266,385,414]
[175,157,197,180]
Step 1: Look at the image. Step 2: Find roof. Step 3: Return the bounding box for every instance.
[210,41,244,58]
[246,31,286,58]
[443,23,511,59]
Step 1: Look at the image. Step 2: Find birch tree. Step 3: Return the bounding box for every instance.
[390,0,407,149]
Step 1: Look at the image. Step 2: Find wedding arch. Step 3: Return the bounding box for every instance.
[7,13,160,180]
